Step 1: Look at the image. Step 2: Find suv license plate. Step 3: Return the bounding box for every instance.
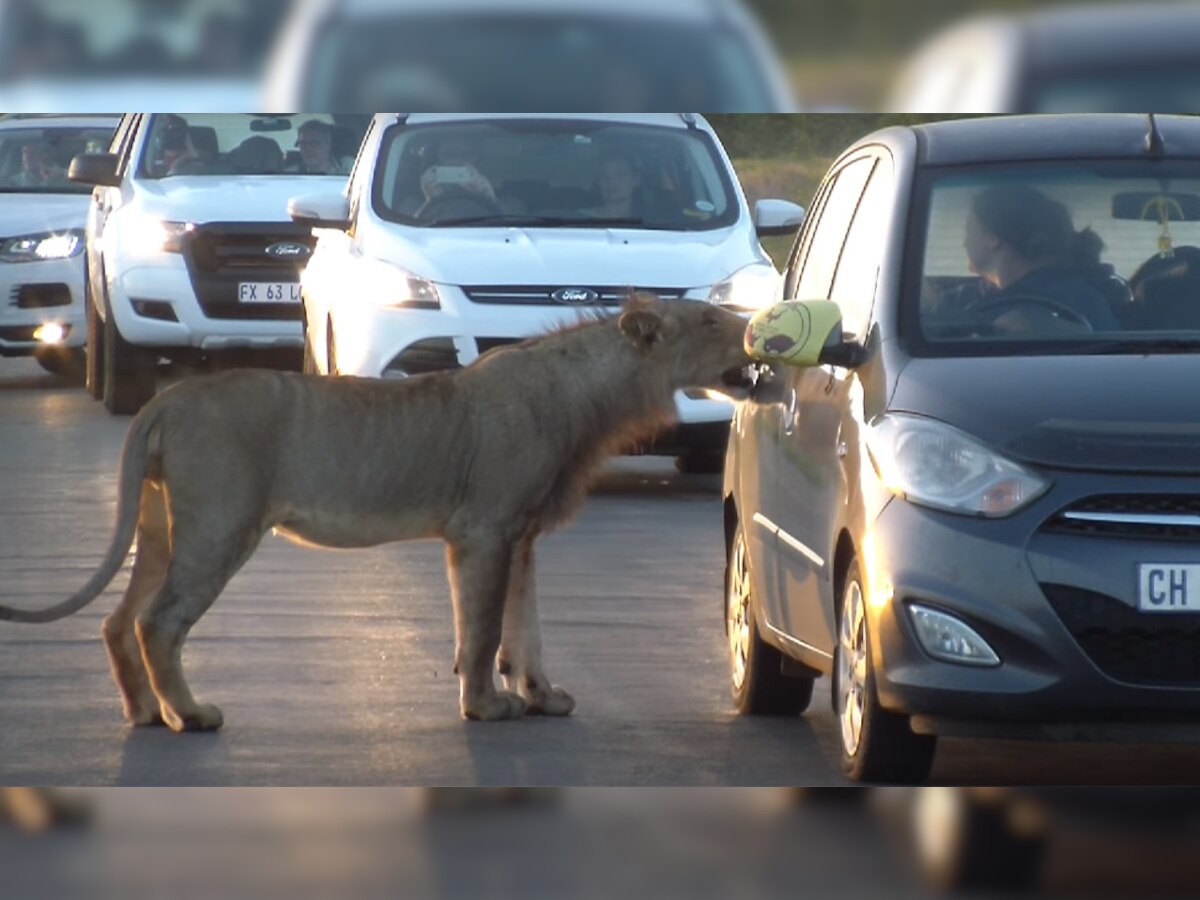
[238,282,301,303]
[1138,564,1200,613]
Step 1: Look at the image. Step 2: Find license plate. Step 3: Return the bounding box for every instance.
[1137,564,1200,613]
[238,282,301,303]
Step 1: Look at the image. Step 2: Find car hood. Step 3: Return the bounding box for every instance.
[366,224,764,290]
[890,355,1200,473]
[0,193,89,235]
[137,175,347,224]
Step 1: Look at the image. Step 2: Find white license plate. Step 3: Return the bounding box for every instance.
[238,282,301,303]
[1137,564,1200,613]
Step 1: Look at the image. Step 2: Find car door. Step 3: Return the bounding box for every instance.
[86,113,139,321]
[773,152,893,656]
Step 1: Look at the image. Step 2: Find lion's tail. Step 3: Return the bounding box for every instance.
[0,401,163,624]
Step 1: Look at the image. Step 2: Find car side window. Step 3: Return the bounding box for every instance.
[346,118,376,226]
[792,156,874,303]
[782,177,832,301]
[113,114,142,176]
[829,155,894,339]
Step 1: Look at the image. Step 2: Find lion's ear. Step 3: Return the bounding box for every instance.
[619,308,663,351]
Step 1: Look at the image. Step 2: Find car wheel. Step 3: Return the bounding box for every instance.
[911,788,1045,892]
[836,558,936,783]
[727,521,815,716]
[675,448,725,475]
[85,271,105,399]
[102,309,156,416]
[33,345,86,383]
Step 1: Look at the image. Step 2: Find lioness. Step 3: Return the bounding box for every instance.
[0,294,751,731]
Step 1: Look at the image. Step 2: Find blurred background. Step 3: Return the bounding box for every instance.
[0,0,1197,112]
[4,787,1200,898]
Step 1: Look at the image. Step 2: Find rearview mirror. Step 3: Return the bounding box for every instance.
[745,300,866,368]
[68,152,120,188]
[288,192,350,230]
[1112,191,1200,222]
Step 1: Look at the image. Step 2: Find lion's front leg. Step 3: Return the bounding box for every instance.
[497,537,574,717]
[446,536,527,721]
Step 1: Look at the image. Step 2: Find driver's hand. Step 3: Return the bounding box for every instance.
[420,165,496,201]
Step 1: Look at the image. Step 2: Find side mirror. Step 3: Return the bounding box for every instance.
[288,192,351,230]
[754,199,805,237]
[68,153,121,188]
[745,300,867,369]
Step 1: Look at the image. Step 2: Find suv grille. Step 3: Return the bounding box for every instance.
[1042,582,1200,687]
[1042,495,1200,542]
[462,285,686,306]
[182,223,316,321]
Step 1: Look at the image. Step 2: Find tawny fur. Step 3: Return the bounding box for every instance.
[0,294,751,730]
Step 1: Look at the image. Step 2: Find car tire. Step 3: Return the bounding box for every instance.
[85,272,105,399]
[726,521,815,716]
[675,448,725,475]
[836,558,936,783]
[102,308,156,416]
[911,789,1045,892]
[33,345,85,382]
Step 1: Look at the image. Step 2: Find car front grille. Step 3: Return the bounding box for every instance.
[462,285,686,306]
[182,223,316,321]
[1041,495,1200,543]
[1042,582,1200,687]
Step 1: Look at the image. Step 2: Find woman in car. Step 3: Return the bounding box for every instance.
[937,184,1122,332]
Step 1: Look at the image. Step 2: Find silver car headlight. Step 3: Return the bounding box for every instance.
[708,263,780,312]
[0,229,85,263]
[866,414,1050,517]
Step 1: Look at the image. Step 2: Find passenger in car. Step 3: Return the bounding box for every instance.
[582,151,646,219]
[937,184,1121,332]
[285,120,353,176]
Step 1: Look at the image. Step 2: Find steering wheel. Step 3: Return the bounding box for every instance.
[417,187,502,221]
[974,293,1094,332]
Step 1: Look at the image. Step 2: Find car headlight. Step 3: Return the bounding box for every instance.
[866,414,1050,517]
[0,229,85,263]
[378,270,440,310]
[123,216,192,254]
[708,263,781,312]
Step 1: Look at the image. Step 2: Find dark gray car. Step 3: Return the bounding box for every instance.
[724,113,1200,783]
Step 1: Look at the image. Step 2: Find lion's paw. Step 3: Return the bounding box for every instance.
[526,685,575,717]
[165,702,224,733]
[462,691,528,721]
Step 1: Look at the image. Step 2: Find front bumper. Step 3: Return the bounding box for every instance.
[865,469,1200,738]
[0,255,85,355]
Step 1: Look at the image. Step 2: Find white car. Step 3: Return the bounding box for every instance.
[290,113,804,471]
[0,114,118,378]
[68,113,370,414]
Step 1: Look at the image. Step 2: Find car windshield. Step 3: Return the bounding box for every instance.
[374,119,740,231]
[0,123,114,193]
[137,114,371,179]
[302,14,779,112]
[912,162,1200,356]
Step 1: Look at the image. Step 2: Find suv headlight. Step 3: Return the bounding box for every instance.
[0,229,85,263]
[124,217,192,254]
[378,269,440,310]
[708,263,780,312]
[866,414,1050,517]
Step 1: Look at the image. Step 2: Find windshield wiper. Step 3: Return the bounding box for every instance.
[425,214,646,228]
[1079,337,1200,355]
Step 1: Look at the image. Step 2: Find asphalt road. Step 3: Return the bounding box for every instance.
[3,356,1200,786]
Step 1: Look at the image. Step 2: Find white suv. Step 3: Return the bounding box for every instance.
[0,114,118,378]
[290,113,803,471]
[68,113,369,414]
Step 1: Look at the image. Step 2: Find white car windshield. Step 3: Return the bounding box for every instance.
[374,119,740,231]
[137,114,370,179]
[914,163,1200,355]
[0,124,114,193]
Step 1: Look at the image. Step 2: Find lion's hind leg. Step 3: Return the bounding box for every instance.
[446,535,528,721]
[102,480,171,726]
[498,537,574,717]
[135,495,264,733]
